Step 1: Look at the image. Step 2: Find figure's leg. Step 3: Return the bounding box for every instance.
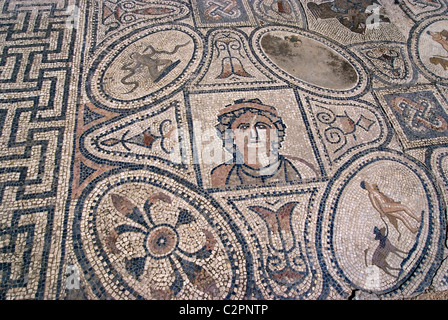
[384,211,418,233]
[401,206,422,222]
[392,249,408,258]
[386,216,403,241]
[380,264,400,277]
[387,215,399,232]
[382,203,421,221]
[386,262,401,272]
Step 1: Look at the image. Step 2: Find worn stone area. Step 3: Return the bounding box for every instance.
[1,0,448,300]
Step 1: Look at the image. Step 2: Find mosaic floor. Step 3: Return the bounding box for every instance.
[1,0,448,300]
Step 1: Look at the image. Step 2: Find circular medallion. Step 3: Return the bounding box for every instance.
[73,168,247,299]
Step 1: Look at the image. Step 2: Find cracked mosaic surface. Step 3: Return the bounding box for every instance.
[1,0,448,300]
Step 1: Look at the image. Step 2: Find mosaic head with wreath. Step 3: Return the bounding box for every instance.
[211,98,316,187]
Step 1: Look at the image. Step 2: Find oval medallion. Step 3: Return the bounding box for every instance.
[319,150,445,296]
[252,26,368,98]
[87,25,203,110]
[411,16,448,86]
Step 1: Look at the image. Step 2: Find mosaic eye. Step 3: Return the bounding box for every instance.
[255,123,270,130]
[237,123,251,130]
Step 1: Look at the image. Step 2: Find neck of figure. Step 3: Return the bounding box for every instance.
[240,154,282,177]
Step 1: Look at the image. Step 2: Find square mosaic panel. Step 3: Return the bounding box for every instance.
[187,89,321,189]
[191,0,256,27]
[375,84,448,149]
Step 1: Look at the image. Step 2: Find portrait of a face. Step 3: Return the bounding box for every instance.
[229,110,279,169]
[210,98,317,187]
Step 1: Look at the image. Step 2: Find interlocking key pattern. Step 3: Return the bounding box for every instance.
[0,0,80,299]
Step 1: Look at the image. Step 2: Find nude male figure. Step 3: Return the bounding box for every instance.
[360,181,421,235]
